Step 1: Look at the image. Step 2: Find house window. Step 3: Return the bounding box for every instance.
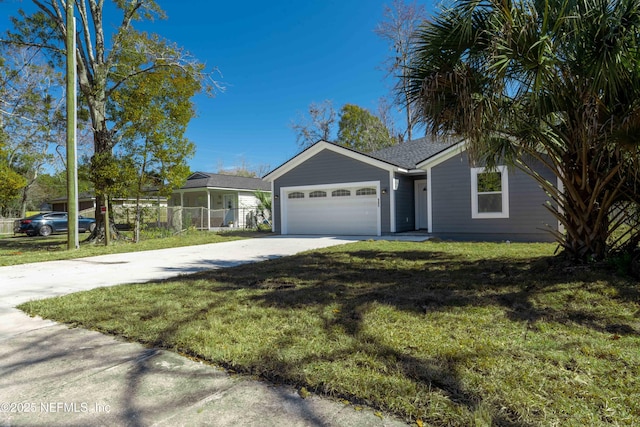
[471,166,509,219]
[288,192,305,199]
[332,189,351,197]
[356,188,376,196]
[309,191,327,198]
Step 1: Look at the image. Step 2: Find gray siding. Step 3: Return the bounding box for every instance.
[273,150,392,233]
[431,152,557,242]
[394,173,418,232]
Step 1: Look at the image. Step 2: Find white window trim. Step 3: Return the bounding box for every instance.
[471,166,510,219]
[288,192,305,199]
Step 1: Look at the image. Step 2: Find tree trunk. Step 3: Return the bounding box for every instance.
[86,221,119,243]
[558,147,617,261]
[19,187,29,218]
[85,198,120,244]
[562,191,609,261]
[19,168,39,217]
[90,128,114,231]
[135,195,141,243]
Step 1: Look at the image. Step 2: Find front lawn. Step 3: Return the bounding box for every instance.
[18,240,640,426]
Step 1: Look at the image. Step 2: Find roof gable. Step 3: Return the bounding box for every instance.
[263,138,466,182]
[187,172,210,180]
[263,140,405,182]
[415,140,467,169]
[369,136,459,169]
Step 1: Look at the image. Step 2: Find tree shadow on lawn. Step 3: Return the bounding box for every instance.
[242,324,530,427]
[0,235,66,252]
[35,244,636,425]
[178,246,639,424]
[205,248,640,337]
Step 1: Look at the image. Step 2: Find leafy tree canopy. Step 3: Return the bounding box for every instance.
[111,53,200,198]
[4,0,218,232]
[0,140,27,215]
[291,101,398,152]
[337,104,396,152]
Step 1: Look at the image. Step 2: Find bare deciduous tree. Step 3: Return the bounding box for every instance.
[374,0,427,142]
[290,100,337,150]
[217,156,271,178]
[0,45,63,216]
[376,96,401,143]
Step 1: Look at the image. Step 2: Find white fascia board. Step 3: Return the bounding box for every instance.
[263,141,402,181]
[211,187,268,192]
[415,140,467,170]
[406,169,429,175]
[179,187,267,193]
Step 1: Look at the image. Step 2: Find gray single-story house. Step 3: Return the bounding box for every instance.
[170,172,271,229]
[263,138,560,242]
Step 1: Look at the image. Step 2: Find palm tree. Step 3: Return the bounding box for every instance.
[407,0,640,261]
[254,191,272,227]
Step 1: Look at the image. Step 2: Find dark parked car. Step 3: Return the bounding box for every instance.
[14,212,97,237]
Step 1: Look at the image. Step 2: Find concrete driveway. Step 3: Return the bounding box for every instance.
[0,235,411,427]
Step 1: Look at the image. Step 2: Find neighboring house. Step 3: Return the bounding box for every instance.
[50,193,96,212]
[50,193,167,213]
[170,172,271,229]
[263,138,559,242]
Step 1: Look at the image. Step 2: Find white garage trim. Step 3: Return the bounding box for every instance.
[280,181,381,236]
[389,171,396,233]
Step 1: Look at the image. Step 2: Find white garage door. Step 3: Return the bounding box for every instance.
[282,183,380,235]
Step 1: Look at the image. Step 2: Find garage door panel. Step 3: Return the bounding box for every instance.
[284,186,379,235]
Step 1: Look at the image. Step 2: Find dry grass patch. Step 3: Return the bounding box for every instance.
[0,230,255,266]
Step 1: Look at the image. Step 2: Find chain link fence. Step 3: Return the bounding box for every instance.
[0,218,20,236]
[105,206,269,232]
[0,205,270,236]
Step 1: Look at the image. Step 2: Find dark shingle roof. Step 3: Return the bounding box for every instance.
[369,136,458,169]
[182,172,271,191]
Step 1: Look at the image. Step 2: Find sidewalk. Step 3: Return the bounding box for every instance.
[0,236,412,426]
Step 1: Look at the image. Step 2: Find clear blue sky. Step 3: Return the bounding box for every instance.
[2,0,438,174]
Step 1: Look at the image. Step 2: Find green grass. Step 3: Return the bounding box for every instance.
[18,240,640,426]
[0,229,258,266]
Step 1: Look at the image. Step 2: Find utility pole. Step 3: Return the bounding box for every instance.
[104,195,110,246]
[66,2,79,250]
